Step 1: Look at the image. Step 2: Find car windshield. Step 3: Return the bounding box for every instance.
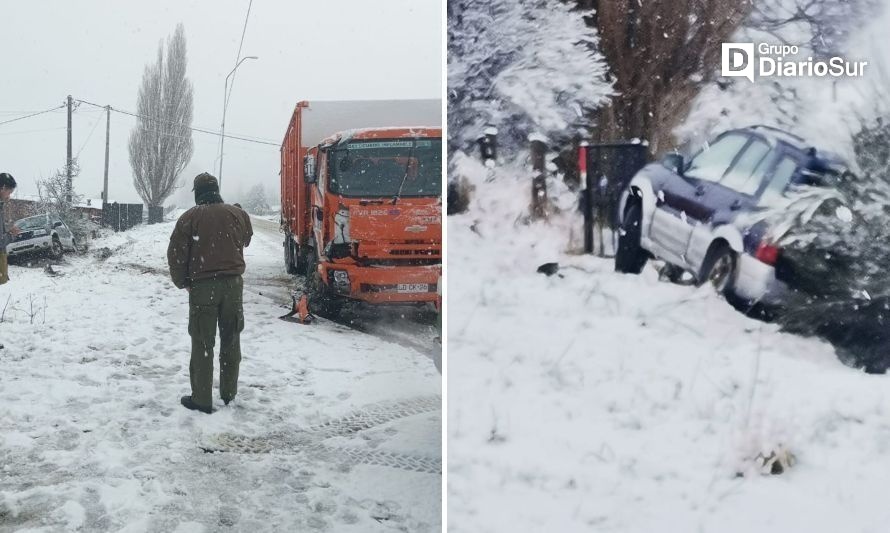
[15,215,48,230]
[684,134,749,183]
[329,138,442,198]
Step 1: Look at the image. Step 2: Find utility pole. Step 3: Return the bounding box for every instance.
[103,105,110,206]
[66,95,73,202]
[218,55,258,189]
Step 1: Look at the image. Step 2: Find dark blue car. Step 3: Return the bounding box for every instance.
[615,125,846,305]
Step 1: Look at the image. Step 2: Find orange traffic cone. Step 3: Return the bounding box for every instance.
[297,294,312,324]
[279,293,315,324]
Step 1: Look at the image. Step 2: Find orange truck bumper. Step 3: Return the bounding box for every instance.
[319,262,441,304]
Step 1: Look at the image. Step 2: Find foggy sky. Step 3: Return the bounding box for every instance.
[0,0,443,207]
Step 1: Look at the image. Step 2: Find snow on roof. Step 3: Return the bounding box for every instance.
[76,198,103,209]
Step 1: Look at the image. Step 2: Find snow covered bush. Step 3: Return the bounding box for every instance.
[241,184,271,216]
[753,119,890,371]
[447,0,611,155]
[36,159,98,247]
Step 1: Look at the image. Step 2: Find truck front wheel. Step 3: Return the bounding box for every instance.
[305,251,345,318]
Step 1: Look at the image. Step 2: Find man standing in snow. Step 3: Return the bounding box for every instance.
[167,172,253,414]
[0,172,21,286]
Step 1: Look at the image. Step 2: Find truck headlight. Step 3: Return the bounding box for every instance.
[331,270,350,292]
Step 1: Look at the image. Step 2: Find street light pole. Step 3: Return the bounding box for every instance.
[218,55,258,190]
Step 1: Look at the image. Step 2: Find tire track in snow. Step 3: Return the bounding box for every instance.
[201,395,441,474]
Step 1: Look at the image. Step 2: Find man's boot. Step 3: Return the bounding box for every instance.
[180,395,213,414]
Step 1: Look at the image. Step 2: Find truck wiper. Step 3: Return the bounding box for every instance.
[392,139,418,205]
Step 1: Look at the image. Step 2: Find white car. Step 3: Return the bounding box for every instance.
[6,214,77,259]
[616,125,846,306]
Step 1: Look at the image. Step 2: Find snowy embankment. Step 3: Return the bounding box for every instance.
[0,218,441,532]
[447,157,890,533]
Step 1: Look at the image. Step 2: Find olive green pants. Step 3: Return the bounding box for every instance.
[0,252,8,285]
[188,276,244,408]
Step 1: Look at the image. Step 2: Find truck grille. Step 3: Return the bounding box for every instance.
[361,258,441,267]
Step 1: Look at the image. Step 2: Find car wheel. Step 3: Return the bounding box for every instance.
[615,202,649,274]
[50,236,64,260]
[660,263,694,285]
[700,245,737,295]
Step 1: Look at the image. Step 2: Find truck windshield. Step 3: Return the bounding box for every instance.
[329,138,441,198]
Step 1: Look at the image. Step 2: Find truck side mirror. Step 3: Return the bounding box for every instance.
[661,153,685,175]
[303,155,317,185]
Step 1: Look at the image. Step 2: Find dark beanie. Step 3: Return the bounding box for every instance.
[0,172,16,189]
[192,172,219,195]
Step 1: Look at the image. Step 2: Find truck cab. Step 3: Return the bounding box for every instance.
[306,127,441,306]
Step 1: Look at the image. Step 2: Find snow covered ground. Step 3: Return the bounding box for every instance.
[447,160,890,532]
[0,216,441,532]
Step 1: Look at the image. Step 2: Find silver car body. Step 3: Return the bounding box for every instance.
[5,214,77,257]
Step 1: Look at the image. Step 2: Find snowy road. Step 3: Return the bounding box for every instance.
[249,216,441,361]
[0,217,441,532]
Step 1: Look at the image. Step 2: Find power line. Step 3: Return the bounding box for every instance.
[75,98,279,146]
[227,0,255,111]
[76,113,103,158]
[0,126,67,137]
[0,104,66,127]
[233,0,254,72]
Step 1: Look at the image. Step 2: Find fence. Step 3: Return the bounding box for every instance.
[147,206,164,224]
[580,142,649,256]
[102,202,143,232]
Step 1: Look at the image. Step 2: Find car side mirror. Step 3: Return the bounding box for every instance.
[661,153,685,175]
[53,221,63,228]
[303,155,317,185]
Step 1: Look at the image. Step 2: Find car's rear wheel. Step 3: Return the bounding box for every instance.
[49,236,64,260]
[699,245,737,295]
[615,202,649,274]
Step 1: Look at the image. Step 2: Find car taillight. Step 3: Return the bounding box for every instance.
[755,242,780,265]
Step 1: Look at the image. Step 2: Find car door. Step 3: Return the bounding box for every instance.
[51,216,74,248]
[684,136,774,268]
[757,154,802,205]
[649,133,749,265]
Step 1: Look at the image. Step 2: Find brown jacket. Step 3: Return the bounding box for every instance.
[167,203,253,289]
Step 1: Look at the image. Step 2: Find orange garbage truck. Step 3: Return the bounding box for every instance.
[280,100,442,316]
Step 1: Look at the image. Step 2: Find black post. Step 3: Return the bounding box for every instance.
[530,137,548,219]
[581,142,595,253]
[476,127,498,166]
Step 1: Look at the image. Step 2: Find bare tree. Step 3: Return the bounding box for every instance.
[748,0,879,58]
[129,23,194,220]
[573,0,752,154]
[35,158,97,244]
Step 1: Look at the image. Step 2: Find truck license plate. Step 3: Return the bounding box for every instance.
[397,283,428,293]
